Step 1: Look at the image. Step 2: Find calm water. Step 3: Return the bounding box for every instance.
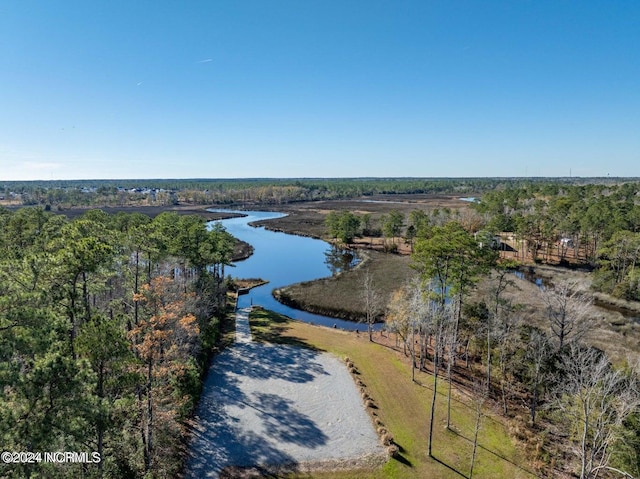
[209,210,370,331]
[511,269,639,322]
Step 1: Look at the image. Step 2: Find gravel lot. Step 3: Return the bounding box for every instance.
[185,308,384,478]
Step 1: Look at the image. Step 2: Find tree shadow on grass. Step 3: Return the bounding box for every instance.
[446,428,543,478]
[431,454,468,478]
[391,452,413,467]
[249,309,325,351]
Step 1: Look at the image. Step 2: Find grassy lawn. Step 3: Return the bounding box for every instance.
[249,308,540,479]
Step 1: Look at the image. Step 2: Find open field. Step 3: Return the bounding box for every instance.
[247,309,541,479]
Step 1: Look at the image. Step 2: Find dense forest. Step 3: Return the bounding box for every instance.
[0,206,235,478]
[471,182,640,300]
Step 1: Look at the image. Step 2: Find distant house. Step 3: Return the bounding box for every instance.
[474,231,502,250]
[559,237,574,248]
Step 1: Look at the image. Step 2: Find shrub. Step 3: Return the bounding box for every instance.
[381,433,394,446]
[384,243,398,254]
[387,445,400,458]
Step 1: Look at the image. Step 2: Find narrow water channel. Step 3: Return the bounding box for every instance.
[511,268,640,322]
[209,210,371,331]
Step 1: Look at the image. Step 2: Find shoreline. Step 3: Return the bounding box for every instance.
[273,286,366,323]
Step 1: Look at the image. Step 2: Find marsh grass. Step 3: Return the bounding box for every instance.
[275,251,414,321]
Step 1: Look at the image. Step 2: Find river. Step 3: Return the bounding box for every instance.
[209,210,371,331]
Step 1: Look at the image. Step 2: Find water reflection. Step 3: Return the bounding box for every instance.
[511,269,547,290]
[510,268,639,322]
[324,246,360,276]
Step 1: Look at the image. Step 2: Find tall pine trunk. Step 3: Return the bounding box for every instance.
[428,350,439,457]
[144,360,153,472]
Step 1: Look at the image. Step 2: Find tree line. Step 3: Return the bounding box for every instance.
[472,181,640,300]
[0,206,235,478]
[4,177,633,209]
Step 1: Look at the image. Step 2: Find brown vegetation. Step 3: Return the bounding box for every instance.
[249,195,472,240]
[275,251,413,322]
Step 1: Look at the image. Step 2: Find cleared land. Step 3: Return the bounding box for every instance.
[185,308,384,478]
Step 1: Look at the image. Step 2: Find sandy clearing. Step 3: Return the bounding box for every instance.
[185,308,385,478]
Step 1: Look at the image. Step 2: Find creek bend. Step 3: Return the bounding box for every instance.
[209,209,371,331]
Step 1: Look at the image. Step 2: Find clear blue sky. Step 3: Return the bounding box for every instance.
[1,1,638,180]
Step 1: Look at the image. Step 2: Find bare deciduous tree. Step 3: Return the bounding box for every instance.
[494,304,521,416]
[386,278,432,382]
[556,344,640,479]
[427,301,455,458]
[544,280,593,351]
[445,313,458,430]
[469,379,488,479]
[523,326,553,425]
[386,288,411,356]
[486,262,518,389]
[361,267,383,342]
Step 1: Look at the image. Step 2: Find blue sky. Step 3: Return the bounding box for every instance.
[1,1,638,180]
